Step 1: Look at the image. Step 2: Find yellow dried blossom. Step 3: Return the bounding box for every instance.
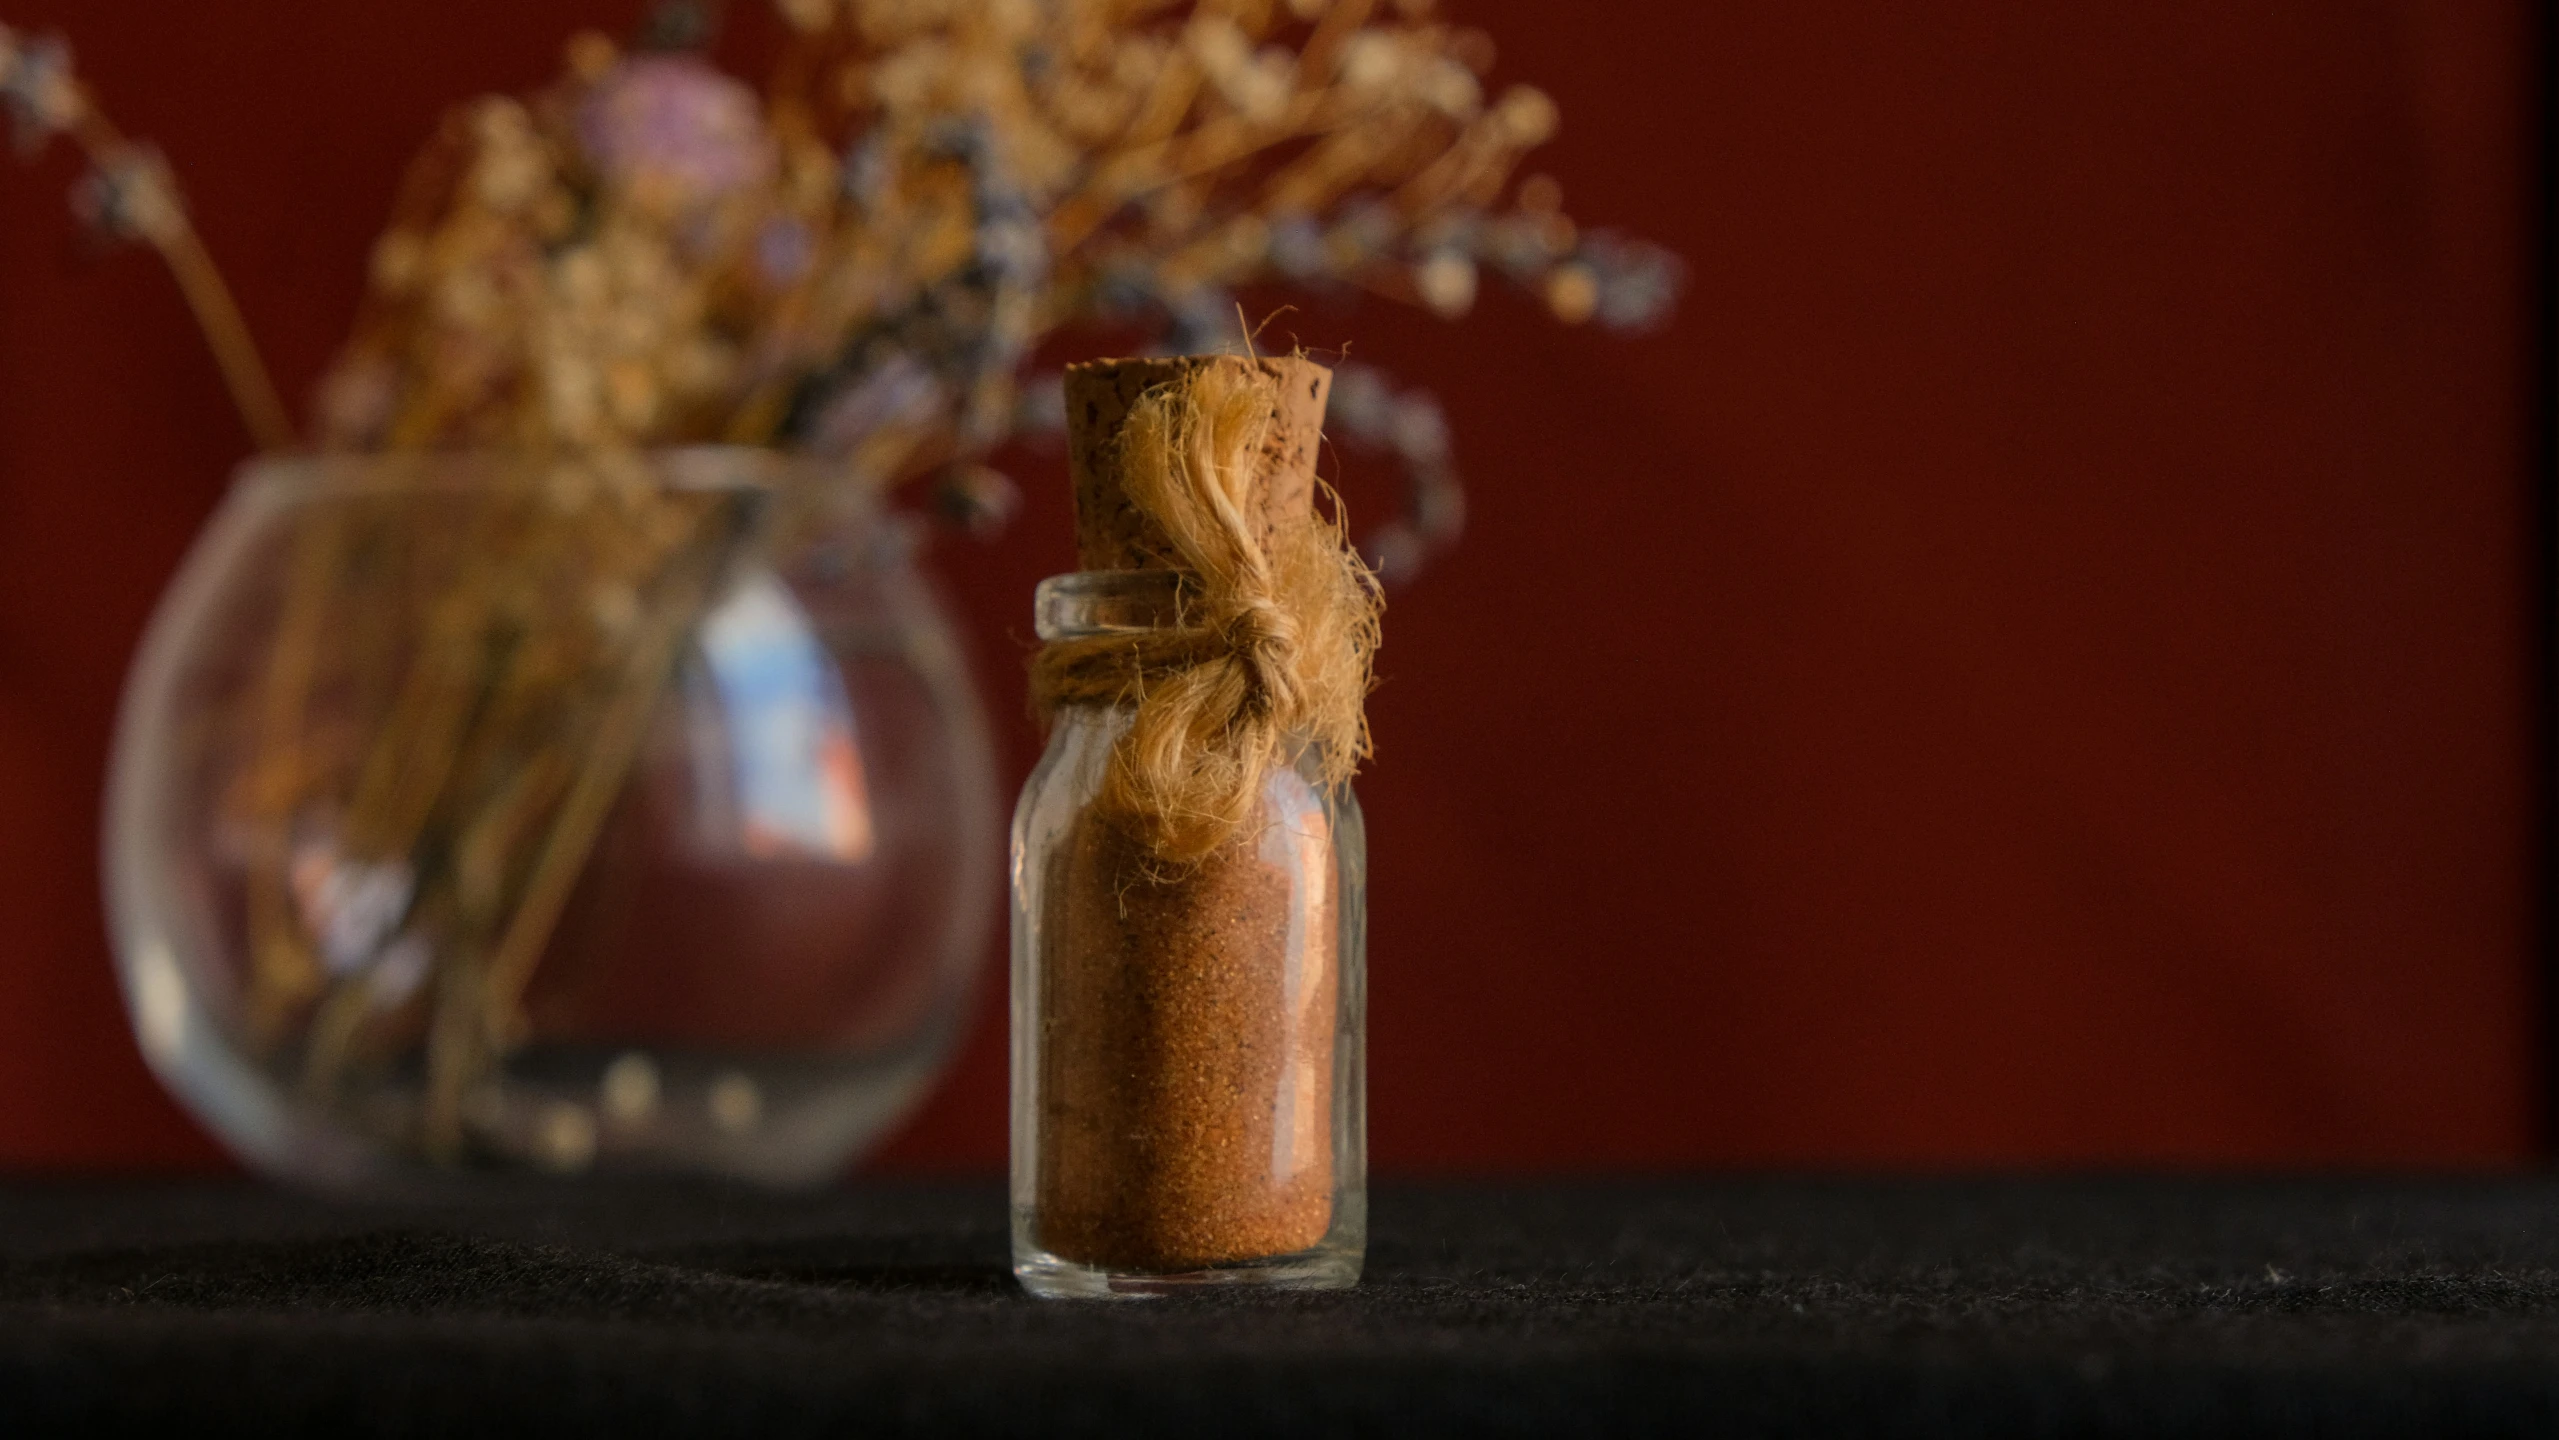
[298,0,1676,476]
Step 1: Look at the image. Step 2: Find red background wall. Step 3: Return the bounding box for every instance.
[0,1,2537,1173]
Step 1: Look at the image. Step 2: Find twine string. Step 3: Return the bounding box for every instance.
[1031,362,1378,864]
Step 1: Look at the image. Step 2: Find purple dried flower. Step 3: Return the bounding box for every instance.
[755,216,815,284]
[806,351,944,457]
[576,54,771,203]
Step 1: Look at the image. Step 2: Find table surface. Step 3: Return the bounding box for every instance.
[3,1176,2558,1435]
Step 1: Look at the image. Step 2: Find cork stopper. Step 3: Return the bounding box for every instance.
[1064,355,1332,571]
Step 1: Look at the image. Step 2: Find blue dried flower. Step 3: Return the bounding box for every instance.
[1014,373,1067,435]
[1326,200,1398,270]
[1268,215,1327,279]
[74,145,183,246]
[1578,232,1684,331]
[1410,208,1483,259]
[805,349,945,457]
[977,215,1045,287]
[931,463,1020,537]
[1091,262,1160,318]
[1162,288,1242,354]
[1326,365,1465,586]
[1481,213,1554,279]
[1386,392,1451,467]
[2,30,78,154]
[1328,365,1394,436]
[841,133,893,206]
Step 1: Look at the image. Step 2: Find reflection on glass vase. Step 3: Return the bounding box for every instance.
[105,449,998,1188]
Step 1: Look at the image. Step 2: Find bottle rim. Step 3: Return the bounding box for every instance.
[1033,569,1197,642]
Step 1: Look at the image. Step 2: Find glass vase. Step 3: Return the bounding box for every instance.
[106,448,998,1188]
[1009,569,1367,1297]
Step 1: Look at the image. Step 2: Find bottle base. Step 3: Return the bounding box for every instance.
[1012,1244,1362,1299]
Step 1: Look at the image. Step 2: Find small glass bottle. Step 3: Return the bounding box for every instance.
[1011,568,1368,1297]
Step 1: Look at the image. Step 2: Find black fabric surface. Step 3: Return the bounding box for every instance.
[3,1177,2559,1435]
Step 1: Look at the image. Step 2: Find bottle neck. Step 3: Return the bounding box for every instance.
[1032,568,1194,643]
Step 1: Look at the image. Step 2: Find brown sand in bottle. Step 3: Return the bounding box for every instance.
[1034,800,1337,1271]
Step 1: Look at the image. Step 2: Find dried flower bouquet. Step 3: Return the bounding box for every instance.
[4,0,1674,1170]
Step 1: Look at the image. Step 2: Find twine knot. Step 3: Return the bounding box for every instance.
[1030,362,1378,863]
[1213,595,1302,718]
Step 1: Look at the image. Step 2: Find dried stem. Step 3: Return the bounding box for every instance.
[59,106,297,451]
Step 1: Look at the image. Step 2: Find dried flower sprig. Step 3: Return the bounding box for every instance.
[0,25,295,451]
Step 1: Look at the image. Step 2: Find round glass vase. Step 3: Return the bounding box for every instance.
[106,448,999,1188]
[1009,569,1367,1298]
